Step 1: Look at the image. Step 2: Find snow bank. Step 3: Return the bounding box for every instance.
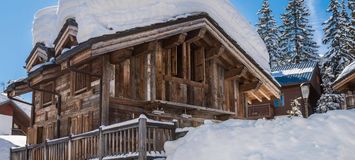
[0,136,26,159]
[33,0,271,72]
[165,110,355,160]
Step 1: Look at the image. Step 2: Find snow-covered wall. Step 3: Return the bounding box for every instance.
[0,115,13,135]
[32,0,271,72]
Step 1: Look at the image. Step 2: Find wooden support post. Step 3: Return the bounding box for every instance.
[9,148,12,160]
[209,60,219,109]
[98,126,104,160]
[138,116,147,160]
[68,135,72,160]
[25,145,29,160]
[44,140,49,160]
[101,55,114,125]
[172,120,178,140]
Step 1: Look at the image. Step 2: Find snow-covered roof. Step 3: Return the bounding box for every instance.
[33,0,271,73]
[334,61,355,84]
[271,62,318,86]
[0,93,31,118]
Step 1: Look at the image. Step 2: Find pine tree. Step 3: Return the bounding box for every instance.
[316,0,353,113]
[348,0,355,56]
[256,0,282,68]
[321,0,354,91]
[279,0,319,64]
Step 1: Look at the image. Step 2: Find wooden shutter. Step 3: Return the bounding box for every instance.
[194,48,205,82]
[42,82,54,107]
[171,47,178,76]
[73,64,90,95]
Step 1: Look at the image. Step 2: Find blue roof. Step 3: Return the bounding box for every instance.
[271,62,318,86]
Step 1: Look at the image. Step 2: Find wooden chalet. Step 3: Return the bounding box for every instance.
[249,62,322,119]
[333,61,355,109]
[272,62,321,117]
[7,13,280,160]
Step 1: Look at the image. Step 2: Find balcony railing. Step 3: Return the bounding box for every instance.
[247,103,273,119]
[10,115,176,160]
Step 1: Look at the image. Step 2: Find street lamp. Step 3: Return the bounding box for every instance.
[300,83,310,117]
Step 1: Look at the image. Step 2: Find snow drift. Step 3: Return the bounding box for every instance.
[33,0,271,72]
[0,136,26,159]
[165,110,355,160]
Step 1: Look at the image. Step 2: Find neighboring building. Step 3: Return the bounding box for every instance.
[272,62,322,117]
[0,93,31,135]
[333,61,355,109]
[7,1,281,159]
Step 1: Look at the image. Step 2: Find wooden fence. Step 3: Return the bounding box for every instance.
[10,115,176,160]
[247,103,273,119]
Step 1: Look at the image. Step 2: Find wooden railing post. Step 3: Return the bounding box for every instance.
[172,120,178,140]
[9,147,12,160]
[98,126,104,160]
[44,140,49,160]
[138,115,147,160]
[68,135,72,160]
[25,145,29,160]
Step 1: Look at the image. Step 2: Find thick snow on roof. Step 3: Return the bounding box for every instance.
[335,61,355,83]
[0,94,31,118]
[33,0,271,72]
[165,110,355,160]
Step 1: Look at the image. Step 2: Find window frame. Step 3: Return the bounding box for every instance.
[71,64,91,95]
[41,82,55,108]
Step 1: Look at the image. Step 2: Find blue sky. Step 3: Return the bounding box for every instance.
[0,0,331,95]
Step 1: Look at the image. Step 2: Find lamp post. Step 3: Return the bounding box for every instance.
[300,83,310,118]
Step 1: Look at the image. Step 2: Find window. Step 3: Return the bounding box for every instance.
[42,82,54,107]
[274,95,285,108]
[36,127,44,144]
[190,44,205,82]
[72,65,90,95]
[169,43,205,82]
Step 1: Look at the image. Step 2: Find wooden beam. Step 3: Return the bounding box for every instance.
[133,42,157,55]
[201,33,218,47]
[258,88,271,101]
[186,28,207,43]
[205,46,225,61]
[225,67,247,80]
[162,33,187,49]
[101,55,114,125]
[240,80,263,92]
[249,91,262,102]
[110,48,133,64]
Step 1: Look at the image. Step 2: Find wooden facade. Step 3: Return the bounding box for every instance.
[7,14,280,159]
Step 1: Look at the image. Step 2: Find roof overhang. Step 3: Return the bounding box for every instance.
[5,78,31,97]
[333,71,355,92]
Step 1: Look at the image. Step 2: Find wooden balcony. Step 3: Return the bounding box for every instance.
[10,115,176,160]
[247,103,273,119]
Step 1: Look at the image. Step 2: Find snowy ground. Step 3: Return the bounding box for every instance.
[165,110,355,160]
[0,136,26,159]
